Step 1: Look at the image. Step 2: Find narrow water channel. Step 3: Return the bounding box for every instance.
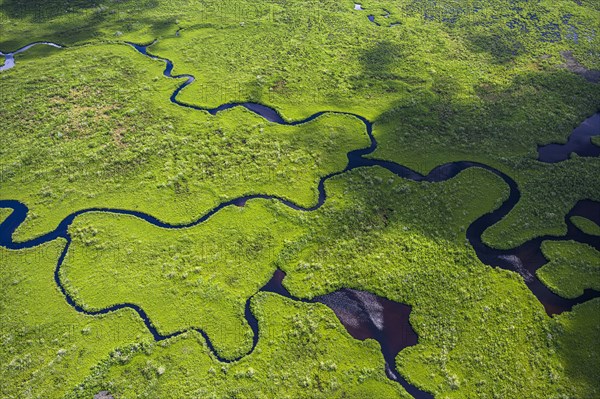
[0,40,598,399]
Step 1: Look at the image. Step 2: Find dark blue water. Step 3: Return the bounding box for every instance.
[2,40,599,399]
[538,113,600,162]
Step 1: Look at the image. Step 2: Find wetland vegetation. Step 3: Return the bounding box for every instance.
[538,241,600,299]
[1,0,599,398]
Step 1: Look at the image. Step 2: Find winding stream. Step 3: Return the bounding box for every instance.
[1,40,599,398]
[0,42,62,71]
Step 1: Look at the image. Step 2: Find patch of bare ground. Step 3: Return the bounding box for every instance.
[560,51,600,83]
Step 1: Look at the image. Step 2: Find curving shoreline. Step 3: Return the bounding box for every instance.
[0,42,63,71]
[537,112,600,162]
[1,40,599,398]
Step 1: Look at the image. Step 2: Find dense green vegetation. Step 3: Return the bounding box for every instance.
[61,201,303,360]
[122,0,600,247]
[482,158,600,249]
[59,167,599,397]
[0,43,367,241]
[3,0,598,246]
[0,0,181,49]
[1,0,599,397]
[66,293,408,399]
[571,216,600,236]
[0,240,152,398]
[276,167,597,398]
[0,207,12,223]
[553,299,600,398]
[538,241,600,298]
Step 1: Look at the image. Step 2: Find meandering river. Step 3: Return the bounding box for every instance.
[0,40,598,399]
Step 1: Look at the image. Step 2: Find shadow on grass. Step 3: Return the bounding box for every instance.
[0,0,102,22]
[0,0,178,50]
[465,29,526,64]
[371,66,600,169]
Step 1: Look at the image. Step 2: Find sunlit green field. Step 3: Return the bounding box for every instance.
[1,0,599,398]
